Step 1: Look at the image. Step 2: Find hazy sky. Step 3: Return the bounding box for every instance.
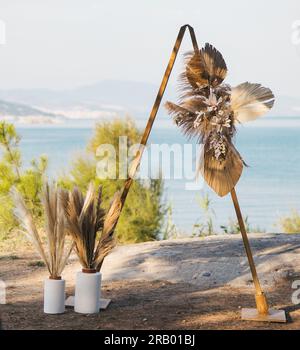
[0,0,299,97]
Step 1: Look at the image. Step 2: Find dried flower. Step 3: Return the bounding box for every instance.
[210,115,231,133]
[202,90,223,112]
[209,134,227,160]
[193,111,204,128]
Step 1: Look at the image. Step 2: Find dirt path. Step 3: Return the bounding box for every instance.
[0,234,300,329]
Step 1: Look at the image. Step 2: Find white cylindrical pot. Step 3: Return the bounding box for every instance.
[74,271,101,314]
[44,278,65,314]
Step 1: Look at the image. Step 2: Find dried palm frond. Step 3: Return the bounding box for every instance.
[231,82,275,122]
[12,184,74,279]
[165,43,275,197]
[182,43,227,91]
[199,143,244,197]
[62,183,119,271]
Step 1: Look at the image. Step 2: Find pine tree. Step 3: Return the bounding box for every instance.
[59,118,164,243]
[0,122,48,237]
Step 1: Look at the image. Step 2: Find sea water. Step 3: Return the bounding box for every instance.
[15,117,300,233]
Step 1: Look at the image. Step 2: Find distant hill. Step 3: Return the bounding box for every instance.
[0,100,64,123]
[0,80,177,119]
[0,99,60,117]
[0,80,299,121]
[0,81,156,114]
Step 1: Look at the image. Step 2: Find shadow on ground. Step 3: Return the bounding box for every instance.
[102,234,300,290]
[1,279,299,330]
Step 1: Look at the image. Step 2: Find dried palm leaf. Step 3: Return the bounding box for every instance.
[199,43,227,86]
[12,184,74,279]
[179,44,227,98]
[199,143,244,197]
[165,43,274,196]
[231,82,275,122]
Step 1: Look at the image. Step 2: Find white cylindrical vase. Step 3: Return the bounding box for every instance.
[74,270,101,314]
[44,278,65,314]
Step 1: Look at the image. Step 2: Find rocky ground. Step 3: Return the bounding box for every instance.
[1,233,300,329]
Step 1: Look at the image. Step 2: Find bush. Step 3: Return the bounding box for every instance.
[192,194,215,236]
[278,210,300,233]
[0,119,164,244]
[59,117,164,243]
[0,122,47,238]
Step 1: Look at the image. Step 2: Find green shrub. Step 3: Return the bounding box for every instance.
[278,210,300,233]
[162,203,181,240]
[59,117,165,243]
[0,119,164,244]
[220,216,250,234]
[0,122,47,238]
[192,193,215,236]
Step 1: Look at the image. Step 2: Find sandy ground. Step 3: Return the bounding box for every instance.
[0,233,300,330]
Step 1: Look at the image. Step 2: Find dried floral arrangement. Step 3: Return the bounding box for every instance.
[165,43,275,196]
[61,183,121,272]
[12,184,74,279]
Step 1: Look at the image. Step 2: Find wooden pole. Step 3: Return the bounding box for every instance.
[230,187,269,315]
[117,25,199,215]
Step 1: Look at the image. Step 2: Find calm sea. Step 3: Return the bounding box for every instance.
[15,117,300,233]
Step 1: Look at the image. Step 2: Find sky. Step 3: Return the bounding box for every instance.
[0,0,299,98]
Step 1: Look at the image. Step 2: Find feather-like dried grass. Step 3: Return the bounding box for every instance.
[62,183,119,271]
[12,184,74,279]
